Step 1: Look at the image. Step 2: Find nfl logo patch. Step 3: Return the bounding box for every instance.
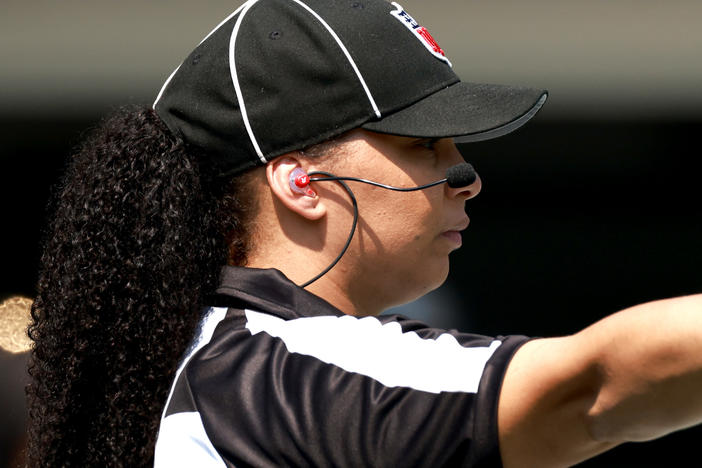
[390,2,452,67]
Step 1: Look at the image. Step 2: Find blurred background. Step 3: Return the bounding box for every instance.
[2,1,701,466]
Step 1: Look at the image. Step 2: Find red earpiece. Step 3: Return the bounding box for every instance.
[294,172,309,188]
[289,168,316,198]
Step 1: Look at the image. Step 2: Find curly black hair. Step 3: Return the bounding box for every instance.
[26,107,253,467]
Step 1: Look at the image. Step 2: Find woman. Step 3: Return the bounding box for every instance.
[28,1,702,467]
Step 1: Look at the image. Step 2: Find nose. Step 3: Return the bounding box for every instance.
[442,139,481,200]
[446,171,481,200]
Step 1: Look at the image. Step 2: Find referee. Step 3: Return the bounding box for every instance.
[27,1,702,467]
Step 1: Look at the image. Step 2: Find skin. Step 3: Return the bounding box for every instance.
[499,295,702,467]
[245,128,702,466]
[246,129,480,316]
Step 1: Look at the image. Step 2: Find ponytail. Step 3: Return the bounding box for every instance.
[27,107,244,466]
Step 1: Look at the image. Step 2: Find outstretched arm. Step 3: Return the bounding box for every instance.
[498,294,702,467]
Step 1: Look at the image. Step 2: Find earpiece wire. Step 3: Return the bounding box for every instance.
[309,175,447,191]
[299,172,450,287]
[300,171,358,288]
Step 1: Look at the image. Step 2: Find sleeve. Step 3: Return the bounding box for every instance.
[182,313,530,468]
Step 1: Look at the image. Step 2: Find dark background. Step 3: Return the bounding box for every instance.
[2,0,702,465]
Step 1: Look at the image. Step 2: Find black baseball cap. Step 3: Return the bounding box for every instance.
[154,0,547,177]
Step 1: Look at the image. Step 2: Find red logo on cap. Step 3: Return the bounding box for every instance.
[416,27,445,57]
[390,2,452,67]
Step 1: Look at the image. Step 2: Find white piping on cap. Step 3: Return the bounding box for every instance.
[229,0,266,163]
[199,3,250,46]
[153,2,250,109]
[159,0,382,163]
[290,0,381,119]
[153,64,181,109]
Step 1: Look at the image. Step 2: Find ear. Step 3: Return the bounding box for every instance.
[266,156,326,221]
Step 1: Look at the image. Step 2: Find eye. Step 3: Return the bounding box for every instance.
[417,138,440,151]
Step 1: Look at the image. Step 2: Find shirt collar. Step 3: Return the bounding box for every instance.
[214,266,344,320]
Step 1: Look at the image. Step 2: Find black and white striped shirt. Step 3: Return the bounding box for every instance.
[154,266,529,467]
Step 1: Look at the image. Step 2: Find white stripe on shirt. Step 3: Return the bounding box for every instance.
[154,411,226,468]
[245,310,501,394]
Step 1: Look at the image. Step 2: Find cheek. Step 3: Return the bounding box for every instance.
[384,229,451,298]
[352,193,450,297]
[361,192,441,253]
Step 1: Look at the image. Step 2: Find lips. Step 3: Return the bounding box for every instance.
[441,230,463,245]
[441,217,470,245]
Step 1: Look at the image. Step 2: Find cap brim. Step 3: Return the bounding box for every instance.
[361,82,548,143]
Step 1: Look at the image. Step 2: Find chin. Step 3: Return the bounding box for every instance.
[427,264,450,295]
[394,260,450,306]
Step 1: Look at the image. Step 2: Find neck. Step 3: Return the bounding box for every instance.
[246,248,379,317]
[244,177,386,317]
[304,272,379,317]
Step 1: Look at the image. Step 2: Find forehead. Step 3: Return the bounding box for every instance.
[348,128,418,146]
[320,129,420,167]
